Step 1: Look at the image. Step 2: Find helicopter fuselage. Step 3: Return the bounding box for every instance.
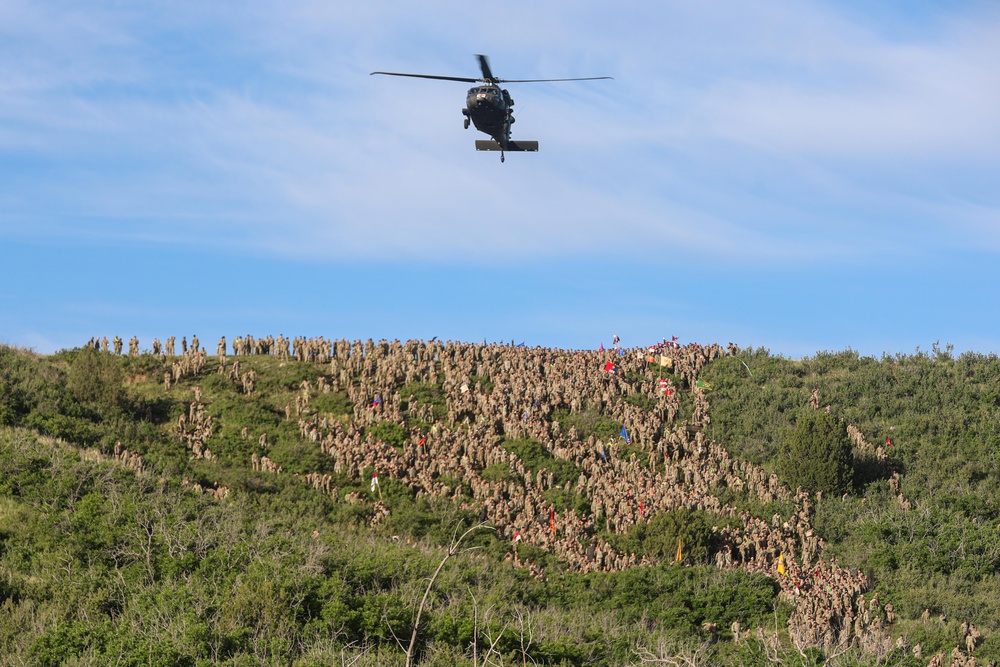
[462,85,515,145]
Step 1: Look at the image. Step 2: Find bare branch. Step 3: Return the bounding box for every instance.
[404,522,495,667]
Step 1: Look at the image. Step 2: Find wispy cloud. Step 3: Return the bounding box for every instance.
[2,0,998,269]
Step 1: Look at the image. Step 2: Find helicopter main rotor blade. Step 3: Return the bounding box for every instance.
[370,71,480,83]
[498,76,614,83]
[476,54,496,82]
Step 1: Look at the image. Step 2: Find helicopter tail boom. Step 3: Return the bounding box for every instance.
[475,139,539,152]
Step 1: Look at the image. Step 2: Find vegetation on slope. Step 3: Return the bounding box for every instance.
[702,344,1000,659]
[2,340,1000,665]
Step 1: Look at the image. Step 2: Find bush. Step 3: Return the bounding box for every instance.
[611,507,715,565]
[502,438,580,486]
[367,422,408,449]
[777,411,853,495]
[66,347,128,414]
[645,507,714,564]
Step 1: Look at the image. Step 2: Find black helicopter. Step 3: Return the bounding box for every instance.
[371,55,611,162]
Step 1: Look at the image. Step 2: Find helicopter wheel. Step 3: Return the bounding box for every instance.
[464,118,469,129]
[501,153,505,163]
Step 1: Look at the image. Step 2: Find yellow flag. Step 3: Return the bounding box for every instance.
[777,552,786,576]
[676,538,683,563]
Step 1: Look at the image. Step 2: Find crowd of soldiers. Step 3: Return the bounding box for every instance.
[81,440,147,475]
[173,392,215,460]
[94,334,986,665]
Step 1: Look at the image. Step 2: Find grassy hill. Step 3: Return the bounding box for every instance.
[1,340,998,666]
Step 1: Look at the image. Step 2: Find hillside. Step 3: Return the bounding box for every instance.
[1,338,998,666]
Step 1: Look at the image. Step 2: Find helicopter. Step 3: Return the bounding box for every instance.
[371,55,611,162]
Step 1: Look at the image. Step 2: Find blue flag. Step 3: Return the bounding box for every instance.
[621,426,631,445]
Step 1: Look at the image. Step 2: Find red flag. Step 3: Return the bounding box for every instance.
[639,499,644,518]
[549,510,555,533]
[886,436,892,446]
[513,532,522,543]
[418,435,426,445]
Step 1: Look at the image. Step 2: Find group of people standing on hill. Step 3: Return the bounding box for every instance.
[86,334,332,363]
[94,333,983,664]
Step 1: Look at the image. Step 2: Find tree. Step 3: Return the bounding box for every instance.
[777,411,853,495]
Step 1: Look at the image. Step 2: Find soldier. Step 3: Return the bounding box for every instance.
[191,334,199,353]
[181,336,188,354]
[217,336,227,358]
[166,336,176,356]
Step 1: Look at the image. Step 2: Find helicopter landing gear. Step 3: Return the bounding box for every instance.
[464,117,470,129]
[501,152,505,163]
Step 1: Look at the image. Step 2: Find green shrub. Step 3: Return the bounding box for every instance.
[611,507,715,565]
[502,438,580,486]
[777,410,853,496]
[367,422,408,448]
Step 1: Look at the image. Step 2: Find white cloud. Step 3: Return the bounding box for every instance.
[2,0,999,267]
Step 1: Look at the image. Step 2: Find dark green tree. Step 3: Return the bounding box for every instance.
[777,410,853,495]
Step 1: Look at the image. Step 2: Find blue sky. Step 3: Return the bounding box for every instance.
[2,0,999,357]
